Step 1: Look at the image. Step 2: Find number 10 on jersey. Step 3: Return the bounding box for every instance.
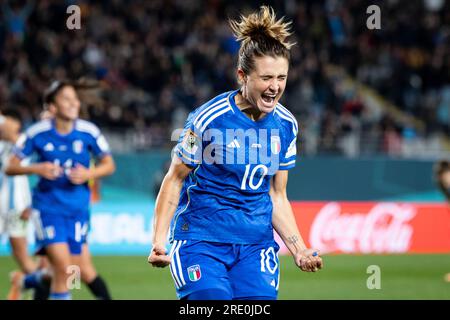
[240,164,268,190]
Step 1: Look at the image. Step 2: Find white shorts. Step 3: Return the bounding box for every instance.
[0,155,31,238]
[0,209,29,238]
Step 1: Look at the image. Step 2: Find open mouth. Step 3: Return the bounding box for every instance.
[261,93,277,105]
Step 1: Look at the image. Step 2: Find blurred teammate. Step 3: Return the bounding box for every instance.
[35,92,113,300]
[6,80,115,300]
[434,159,450,282]
[148,6,323,300]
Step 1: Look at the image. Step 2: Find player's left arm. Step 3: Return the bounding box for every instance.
[68,155,115,185]
[270,170,323,272]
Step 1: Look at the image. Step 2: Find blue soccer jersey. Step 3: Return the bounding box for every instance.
[14,119,110,217]
[171,90,298,244]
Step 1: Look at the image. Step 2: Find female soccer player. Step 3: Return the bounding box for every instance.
[35,82,113,300]
[148,6,323,300]
[6,80,115,300]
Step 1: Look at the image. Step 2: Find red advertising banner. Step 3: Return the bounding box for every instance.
[276,202,450,254]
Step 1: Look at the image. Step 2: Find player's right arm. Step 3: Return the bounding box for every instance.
[6,155,62,180]
[5,132,62,179]
[148,155,193,268]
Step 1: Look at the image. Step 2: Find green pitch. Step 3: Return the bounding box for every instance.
[0,254,449,299]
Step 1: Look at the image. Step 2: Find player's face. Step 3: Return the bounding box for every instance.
[52,86,80,121]
[241,55,289,114]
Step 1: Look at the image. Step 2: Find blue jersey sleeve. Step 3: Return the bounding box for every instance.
[90,133,111,159]
[175,112,203,168]
[278,126,297,170]
[13,133,35,159]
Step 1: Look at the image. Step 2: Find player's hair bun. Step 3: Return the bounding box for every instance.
[229,6,294,50]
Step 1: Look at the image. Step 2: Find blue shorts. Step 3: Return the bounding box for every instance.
[169,240,280,300]
[32,210,89,255]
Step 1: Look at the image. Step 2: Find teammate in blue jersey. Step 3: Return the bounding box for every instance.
[6,80,115,300]
[148,6,323,300]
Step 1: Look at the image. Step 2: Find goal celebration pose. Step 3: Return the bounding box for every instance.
[149,6,323,300]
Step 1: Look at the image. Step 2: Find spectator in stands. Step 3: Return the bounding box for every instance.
[0,0,448,155]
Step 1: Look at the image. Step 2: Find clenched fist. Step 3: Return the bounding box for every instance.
[148,244,171,268]
[294,249,323,272]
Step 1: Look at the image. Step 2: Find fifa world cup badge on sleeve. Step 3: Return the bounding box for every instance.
[182,129,199,155]
[187,265,202,282]
[286,139,297,158]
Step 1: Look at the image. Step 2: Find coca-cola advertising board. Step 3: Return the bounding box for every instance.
[275,202,450,254]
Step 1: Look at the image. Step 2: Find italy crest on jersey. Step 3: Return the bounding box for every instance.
[73,140,83,154]
[270,136,281,155]
[187,265,201,282]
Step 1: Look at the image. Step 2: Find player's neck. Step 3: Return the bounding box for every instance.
[234,92,266,121]
[55,118,74,135]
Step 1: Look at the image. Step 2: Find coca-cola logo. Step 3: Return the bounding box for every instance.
[310,202,417,254]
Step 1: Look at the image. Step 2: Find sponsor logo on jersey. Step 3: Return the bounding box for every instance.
[227,139,240,148]
[187,265,201,282]
[43,143,55,152]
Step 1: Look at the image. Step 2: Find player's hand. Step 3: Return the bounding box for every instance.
[34,162,63,180]
[20,208,32,221]
[148,244,171,268]
[294,249,323,272]
[68,164,92,184]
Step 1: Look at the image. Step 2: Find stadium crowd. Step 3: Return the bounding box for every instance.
[0,0,448,156]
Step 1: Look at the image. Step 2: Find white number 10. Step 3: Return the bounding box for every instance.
[240,164,268,190]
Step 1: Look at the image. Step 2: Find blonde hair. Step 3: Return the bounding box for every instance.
[229,6,294,78]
